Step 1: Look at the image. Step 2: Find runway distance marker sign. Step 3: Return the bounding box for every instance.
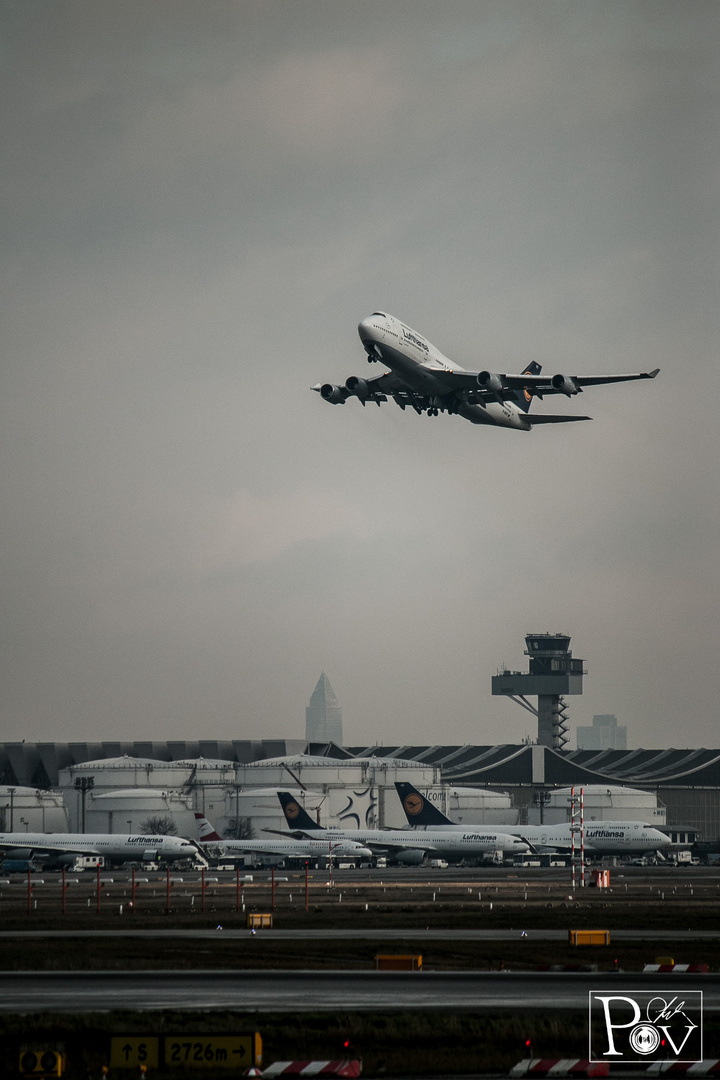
[164,1035,259,1068]
[111,1033,262,1070]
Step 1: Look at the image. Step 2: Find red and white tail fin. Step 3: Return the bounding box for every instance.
[194,812,224,842]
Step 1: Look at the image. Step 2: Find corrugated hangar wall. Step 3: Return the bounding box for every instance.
[659,788,720,843]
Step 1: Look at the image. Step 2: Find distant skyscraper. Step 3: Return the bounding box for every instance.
[305,672,343,744]
[576,714,627,750]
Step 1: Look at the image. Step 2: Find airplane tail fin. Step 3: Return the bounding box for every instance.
[277,791,324,831]
[194,812,224,842]
[395,781,455,826]
[514,361,542,413]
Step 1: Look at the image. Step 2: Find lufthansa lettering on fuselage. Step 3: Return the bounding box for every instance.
[401,327,429,353]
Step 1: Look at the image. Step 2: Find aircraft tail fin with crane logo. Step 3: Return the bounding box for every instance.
[277,791,324,831]
[394,781,455,826]
[515,361,542,413]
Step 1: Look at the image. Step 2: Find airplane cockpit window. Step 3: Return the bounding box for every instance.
[371,312,387,318]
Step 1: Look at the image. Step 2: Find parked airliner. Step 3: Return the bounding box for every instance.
[275,791,530,864]
[395,782,672,857]
[194,813,372,866]
[0,830,201,866]
[314,313,659,429]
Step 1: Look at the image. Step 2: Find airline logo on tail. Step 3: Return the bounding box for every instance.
[403,792,424,816]
[194,812,224,842]
[519,362,541,411]
[395,781,454,826]
[277,791,322,831]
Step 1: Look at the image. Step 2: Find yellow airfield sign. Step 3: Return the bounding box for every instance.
[164,1035,259,1068]
[110,1037,159,1069]
[110,1033,261,1070]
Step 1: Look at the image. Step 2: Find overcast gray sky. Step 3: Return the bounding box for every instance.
[2,1,718,751]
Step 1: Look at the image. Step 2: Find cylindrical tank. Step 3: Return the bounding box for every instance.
[0,785,69,832]
[527,784,665,825]
[84,789,196,837]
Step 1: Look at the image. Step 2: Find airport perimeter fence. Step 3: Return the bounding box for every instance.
[0,866,717,920]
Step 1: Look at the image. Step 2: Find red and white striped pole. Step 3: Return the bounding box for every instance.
[580,787,585,888]
[571,786,576,893]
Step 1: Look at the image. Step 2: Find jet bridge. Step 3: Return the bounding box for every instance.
[492,633,586,749]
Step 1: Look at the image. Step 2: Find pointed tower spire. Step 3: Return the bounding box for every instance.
[305,672,343,744]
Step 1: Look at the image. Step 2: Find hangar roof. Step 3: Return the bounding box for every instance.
[2,739,720,789]
[345,744,720,788]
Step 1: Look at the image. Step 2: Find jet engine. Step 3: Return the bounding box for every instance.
[551,374,579,396]
[55,853,79,866]
[8,848,33,861]
[394,849,426,866]
[345,376,369,400]
[477,371,504,395]
[320,383,346,404]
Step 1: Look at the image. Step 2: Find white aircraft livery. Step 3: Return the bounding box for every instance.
[395,782,672,856]
[314,312,659,429]
[194,814,372,864]
[0,831,200,865]
[275,792,530,865]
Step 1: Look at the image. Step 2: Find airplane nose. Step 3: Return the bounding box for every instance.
[358,316,376,343]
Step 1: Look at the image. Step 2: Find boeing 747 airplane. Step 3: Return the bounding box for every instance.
[395,782,672,857]
[314,313,659,430]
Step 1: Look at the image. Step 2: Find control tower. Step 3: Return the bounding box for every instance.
[492,633,586,749]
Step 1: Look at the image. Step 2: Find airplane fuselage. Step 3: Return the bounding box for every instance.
[290,826,530,860]
[407,820,671,855]
[357,312,531,429]
[0,832,199,864]
[206,838,373,861]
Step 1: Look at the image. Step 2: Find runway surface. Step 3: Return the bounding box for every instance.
[1,970,718,1014]
[1,927,719,940]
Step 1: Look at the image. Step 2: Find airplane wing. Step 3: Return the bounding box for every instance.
[314,365,658,412]
[443,367,659,401]
[263,828,309,839]
[523,414,592,425]
[493,368,660,397]
[312,370,401,404]
[0,838,102,857]
[312,371,444,414]
[262,828,431,855]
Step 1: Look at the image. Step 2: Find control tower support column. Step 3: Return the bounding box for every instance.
[492,634,586,750]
